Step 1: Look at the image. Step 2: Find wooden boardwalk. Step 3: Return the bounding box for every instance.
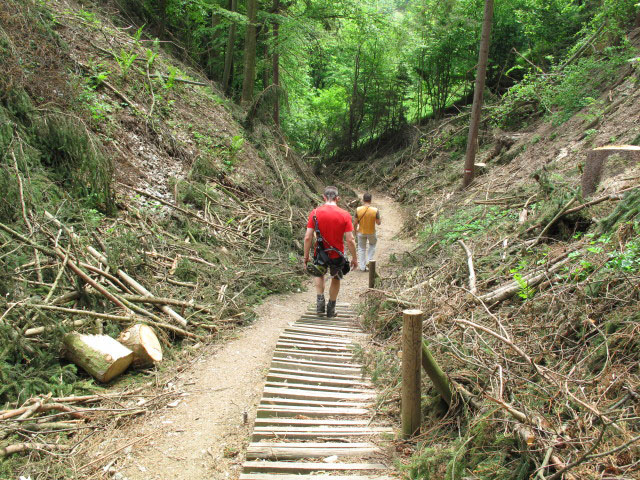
[240,304,394,480]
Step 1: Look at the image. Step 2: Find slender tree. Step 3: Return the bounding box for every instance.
[241,0,258,105]
[272,0,281,127]
[462,0,494,188]
[222,0,238,95]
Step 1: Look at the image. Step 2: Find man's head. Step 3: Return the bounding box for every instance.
[323,186,339,202]
[363,192,372,203]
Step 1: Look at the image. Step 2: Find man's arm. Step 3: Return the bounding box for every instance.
[345,231,358,269]
[376,210,381,225]
[303,227,314,266]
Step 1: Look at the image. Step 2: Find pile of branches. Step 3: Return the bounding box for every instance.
[364,187,640,479]
[0,374,198,476]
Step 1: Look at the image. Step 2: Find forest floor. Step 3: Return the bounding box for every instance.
[83,194,408,480]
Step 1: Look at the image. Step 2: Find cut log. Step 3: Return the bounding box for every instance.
[64,333,133,382]
[118,324,163,368]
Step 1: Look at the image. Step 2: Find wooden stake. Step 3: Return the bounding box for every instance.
[368,260,376,288]
[402,309,422,438]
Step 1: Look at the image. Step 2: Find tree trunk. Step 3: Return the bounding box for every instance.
[64,333,133,383]
[272,0,281,127]
[158,0,167,39]
[241,0,258,105]
[262,24,270,90]
[347,50,361,150]
[118,324,163,368]
[222,0,238,95]
[462,0,494,188]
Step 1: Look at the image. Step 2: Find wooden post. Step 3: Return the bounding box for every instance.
[421,340,453,406]
[368,260,376,288]
[402,309,423,438]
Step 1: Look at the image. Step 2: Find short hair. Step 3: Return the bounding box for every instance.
[363,192,372,202]
[324,186,339,200]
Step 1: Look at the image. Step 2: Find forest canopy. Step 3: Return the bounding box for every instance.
[111,0,639,156]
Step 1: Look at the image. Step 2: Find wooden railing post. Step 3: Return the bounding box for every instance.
[368,260,376,288]
[402,309,423,438]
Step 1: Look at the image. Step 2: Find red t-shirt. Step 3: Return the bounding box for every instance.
[307,204,353,259]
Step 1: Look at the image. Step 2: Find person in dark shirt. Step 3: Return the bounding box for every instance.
[303,186,358,317]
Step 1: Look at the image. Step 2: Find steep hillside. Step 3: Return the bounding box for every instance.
[0,0,320,475]
[335,25,640,480]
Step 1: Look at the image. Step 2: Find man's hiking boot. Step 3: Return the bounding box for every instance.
[326,300,337,318]
[316,295,326,314]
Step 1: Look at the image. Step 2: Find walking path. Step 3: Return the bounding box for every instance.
[241,303,393,480]
[114,195,406,480]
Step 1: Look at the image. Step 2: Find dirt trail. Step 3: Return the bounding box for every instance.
[110,195,406,480]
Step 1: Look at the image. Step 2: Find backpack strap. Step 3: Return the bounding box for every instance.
[313,210,346,260]
[354,205,370,228]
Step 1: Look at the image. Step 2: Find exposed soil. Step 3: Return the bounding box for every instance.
[87,194,408,480]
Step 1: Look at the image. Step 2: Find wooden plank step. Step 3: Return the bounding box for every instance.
[266,381,375,394]
[246,442,379,460]
[263,387,374,402]
[279,334,354,343]
[253,426,392,433]
[274,350,356,363]
[260,397,368,408]
[241,474,392,480]
[278,336,353,347]
[272,356,363,369]
[256,405,369,418]
[242,461,387,474]
[266,373,371,388]
[275,342,353,353]
[269,368,366,382]
[299,315,357,322]
[271,361,362,375]
[254,418,370,427]
[252,426,392,440]
[286,326,360,335]
[279,333,353,344]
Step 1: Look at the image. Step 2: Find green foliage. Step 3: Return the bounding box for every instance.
[599,189,640,233]
[495,34,634,128]
[0,326,84,405]
[406,414,533,479]
[422,206,517,247]
[116,48,139,79]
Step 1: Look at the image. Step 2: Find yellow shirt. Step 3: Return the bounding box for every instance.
[356,206,379,235]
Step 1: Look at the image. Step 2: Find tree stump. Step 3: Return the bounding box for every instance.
[118,324,163,368]
[582,145,640,197]
[64,333,133,383]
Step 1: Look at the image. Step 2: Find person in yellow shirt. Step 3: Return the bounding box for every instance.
[354,193,381,272]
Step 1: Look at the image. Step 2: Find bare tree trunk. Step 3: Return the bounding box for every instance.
[272,0,281,127]
[222,0,238,95]
[241,0,258,106]
[462,0,494,188]
[262,24,270,90]
[157,0,167,39]
[347,49,361,150]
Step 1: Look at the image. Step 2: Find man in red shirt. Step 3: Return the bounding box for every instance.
[303,186,358,317]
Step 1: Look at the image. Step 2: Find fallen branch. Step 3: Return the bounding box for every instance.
[477,254,573,304]
[44,211,188,327]
[530,197,577,247]
[457,240,477,295]
[124,186,258,248]
[0,442,71,458]
[0,221,128,310]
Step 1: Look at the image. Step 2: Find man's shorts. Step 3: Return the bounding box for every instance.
[327,257,346,279]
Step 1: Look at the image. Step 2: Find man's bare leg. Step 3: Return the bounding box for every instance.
[315,276,326,314]
[328,278,340,301]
